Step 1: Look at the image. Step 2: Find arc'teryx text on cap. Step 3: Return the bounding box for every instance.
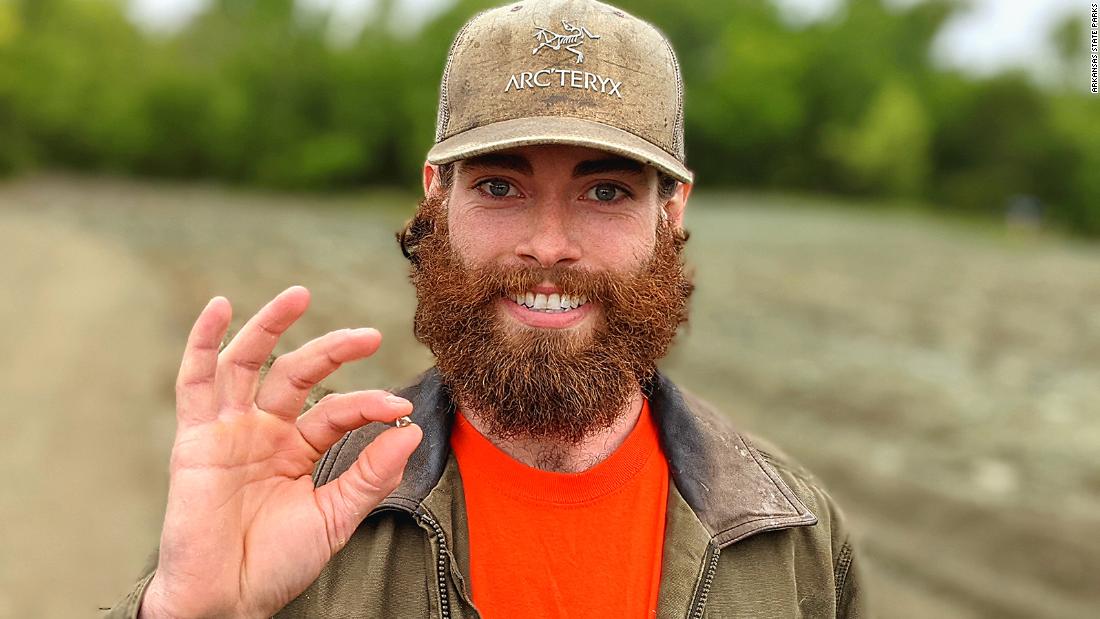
[504,68,623,98]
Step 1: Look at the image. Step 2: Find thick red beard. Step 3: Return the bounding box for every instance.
[405,193,694,444]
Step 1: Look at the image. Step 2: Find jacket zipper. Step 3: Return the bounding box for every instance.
[688,544,720,619]
[416,508,453,619]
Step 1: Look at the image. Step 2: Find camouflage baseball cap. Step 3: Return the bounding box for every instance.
[427,0,693,183]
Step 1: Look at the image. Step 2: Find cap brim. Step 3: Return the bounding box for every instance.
[427,117,694,184]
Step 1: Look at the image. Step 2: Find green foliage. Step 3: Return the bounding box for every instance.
[822,79,931,197]
[1048,94,1100,233]
[0,2,27,173]
[0,0,1097,235]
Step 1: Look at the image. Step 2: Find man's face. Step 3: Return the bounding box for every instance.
[444,144,681,338]
[407,144,693,444]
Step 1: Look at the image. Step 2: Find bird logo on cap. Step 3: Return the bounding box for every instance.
[532,19,601,64]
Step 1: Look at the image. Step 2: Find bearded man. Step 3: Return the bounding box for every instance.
[111,1,865,617]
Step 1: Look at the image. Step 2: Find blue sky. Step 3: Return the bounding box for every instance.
[127,0,1088,82]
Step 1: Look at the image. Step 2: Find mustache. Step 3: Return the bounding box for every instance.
[461,262,634,306]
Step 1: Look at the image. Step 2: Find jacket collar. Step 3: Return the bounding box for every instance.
[646,371,817,546]
[316,366,816,548]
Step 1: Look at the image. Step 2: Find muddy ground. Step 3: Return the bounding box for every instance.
[1,174,1097,617]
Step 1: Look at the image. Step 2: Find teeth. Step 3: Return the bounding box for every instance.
[508,291,589,311]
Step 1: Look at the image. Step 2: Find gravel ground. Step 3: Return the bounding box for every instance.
[1,174,1097,618]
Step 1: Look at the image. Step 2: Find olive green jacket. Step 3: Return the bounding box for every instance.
[110,368,866,618]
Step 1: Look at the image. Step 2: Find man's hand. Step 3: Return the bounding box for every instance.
[140,286,423,618]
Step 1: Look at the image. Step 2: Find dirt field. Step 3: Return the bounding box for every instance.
[1,174,1097,617]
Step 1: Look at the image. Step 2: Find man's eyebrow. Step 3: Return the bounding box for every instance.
[572,157,646,179]
[459,154,534,175]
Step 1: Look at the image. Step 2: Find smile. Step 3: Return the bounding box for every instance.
[500,290,594,329]
[508,292,588,313]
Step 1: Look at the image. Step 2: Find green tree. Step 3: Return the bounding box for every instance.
[821,79,931,197]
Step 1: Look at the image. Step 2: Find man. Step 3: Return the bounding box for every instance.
[111,0,865,617]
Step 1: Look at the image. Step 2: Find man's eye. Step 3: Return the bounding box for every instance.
[478,180,517,198]
[585,183,627,202]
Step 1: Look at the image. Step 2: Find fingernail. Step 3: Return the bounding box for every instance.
[385,394,410,407]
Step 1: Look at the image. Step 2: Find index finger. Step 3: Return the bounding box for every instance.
[216,285,311,409]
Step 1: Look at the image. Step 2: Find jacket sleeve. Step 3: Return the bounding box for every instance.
[103,552,157,618]
[755,445,871,618]
[813,479,869,619]
[834,533,868,618]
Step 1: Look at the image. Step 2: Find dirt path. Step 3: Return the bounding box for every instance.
[0,208,176,617]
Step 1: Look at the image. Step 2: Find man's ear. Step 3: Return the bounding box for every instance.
[422,162,436,196]
[663,182,692,230]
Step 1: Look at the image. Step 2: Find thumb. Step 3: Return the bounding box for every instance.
[314,424,423,551]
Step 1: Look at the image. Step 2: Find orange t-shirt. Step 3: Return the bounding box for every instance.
[450,398,669,618]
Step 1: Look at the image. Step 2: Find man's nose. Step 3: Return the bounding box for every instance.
[514,199,582,268]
